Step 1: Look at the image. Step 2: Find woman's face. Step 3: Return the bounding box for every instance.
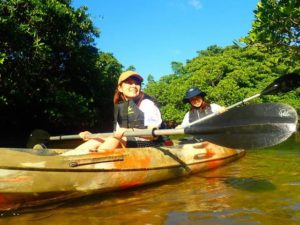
[118,77,141,100]
[189,95,203,107]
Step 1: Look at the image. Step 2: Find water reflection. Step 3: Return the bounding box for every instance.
[0,166,241,224]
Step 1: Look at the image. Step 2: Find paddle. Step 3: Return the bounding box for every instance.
[28,73,299,148]
[28,103,298,149]
[184,73,300,128]
[123,103,298,149]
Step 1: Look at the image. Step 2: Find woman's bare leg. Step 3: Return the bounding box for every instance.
[97,137,124,151]
[61,139,103,156]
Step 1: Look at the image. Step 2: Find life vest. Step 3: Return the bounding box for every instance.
[113,93,174,146]
[189,105,213,123]
[114,92,155,130]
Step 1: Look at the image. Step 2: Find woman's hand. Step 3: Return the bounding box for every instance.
[218,106,227,114]
[113,128,128,140]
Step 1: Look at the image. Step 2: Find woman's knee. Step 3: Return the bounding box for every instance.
[98,137,123,150]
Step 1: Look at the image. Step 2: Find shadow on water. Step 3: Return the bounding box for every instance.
[224,177,276,192]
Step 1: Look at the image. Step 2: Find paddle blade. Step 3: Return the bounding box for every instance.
[185,103,298,149]
[261,73,300,95]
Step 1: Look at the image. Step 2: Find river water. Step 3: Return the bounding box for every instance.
[1,137,300,225]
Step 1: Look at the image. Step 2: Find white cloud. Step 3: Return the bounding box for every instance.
[188,0,202,10]
[168,0,203,11]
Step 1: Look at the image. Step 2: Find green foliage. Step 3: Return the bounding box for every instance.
[44,90,95,126]
[0,52,6,64]
[171,61,186,75]
[0,0,122,133]
[242,0,300,54]
[0,0,299,138]
[145,45,300,124]
[126,65,136,71]
[147,74,155,84]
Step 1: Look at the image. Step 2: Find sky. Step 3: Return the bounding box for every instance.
[71,0,259,81]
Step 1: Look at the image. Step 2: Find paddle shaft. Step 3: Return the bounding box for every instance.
[49,128,186,141]
[50,103,297,150]
[50,132,113,141]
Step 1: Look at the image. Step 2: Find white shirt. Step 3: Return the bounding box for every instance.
[139,99,162,127]
[181,103,222,127]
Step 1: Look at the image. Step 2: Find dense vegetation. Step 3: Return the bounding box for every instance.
[0,0,299,144]
[0,0,122,136]
[145,45,300,124]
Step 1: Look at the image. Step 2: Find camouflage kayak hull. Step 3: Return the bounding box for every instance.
[0,142,245,211]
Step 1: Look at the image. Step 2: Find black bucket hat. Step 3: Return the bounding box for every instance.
[183,87,207,103]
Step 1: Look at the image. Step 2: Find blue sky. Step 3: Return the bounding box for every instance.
[72,0,259,81]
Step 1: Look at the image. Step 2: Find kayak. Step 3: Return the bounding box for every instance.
[0,141,245,211]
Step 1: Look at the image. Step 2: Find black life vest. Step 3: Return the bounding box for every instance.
[114,92,173,146]
[189,105,213,123]
[114,92,155,130]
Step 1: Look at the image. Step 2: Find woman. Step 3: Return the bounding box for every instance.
[63,71,162,155]
[179,86,225,128]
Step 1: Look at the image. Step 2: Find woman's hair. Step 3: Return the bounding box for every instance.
[198,100,211,110]
[113,86,124,104]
